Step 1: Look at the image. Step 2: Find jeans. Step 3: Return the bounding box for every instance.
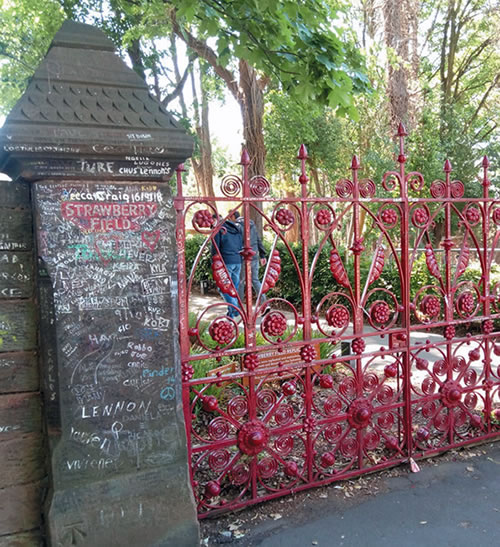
[238,260,267,306]
[222,262,241,317]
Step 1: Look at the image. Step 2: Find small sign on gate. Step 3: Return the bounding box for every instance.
[241,343,321,385]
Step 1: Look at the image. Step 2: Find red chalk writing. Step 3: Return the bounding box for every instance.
[61,201,157,232]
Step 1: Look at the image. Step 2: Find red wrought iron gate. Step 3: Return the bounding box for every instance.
[175,126,500,518]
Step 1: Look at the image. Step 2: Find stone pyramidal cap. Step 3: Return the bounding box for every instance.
[0,20,193,181]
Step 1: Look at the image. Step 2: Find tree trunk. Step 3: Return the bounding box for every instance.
[284,190,299,244]
[239,59,266,235]
[384,0,410,129]
[190,64,215,198]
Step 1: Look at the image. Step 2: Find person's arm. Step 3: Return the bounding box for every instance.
[212,230,221,257]
[257,232,266,258]
[257,233,267,265]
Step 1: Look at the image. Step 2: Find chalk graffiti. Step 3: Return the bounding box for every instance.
[35,182,180,479]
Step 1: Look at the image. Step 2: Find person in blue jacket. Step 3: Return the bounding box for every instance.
[233,211,269,312]
[211,214,243,318]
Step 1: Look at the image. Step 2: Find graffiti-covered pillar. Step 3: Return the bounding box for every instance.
[0,21,198,547]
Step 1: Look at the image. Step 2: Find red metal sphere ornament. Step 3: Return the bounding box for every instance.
[319,374,334,389]
[243,353,259,371]
[381,208,398,225]
[193,209,213,229]
[483,320,494,334]
[440,380,463,408]
[262,312,288,337]
[203,395,218,412]
[352,338,366,355]
[372,301,391,324]
[276,208,294,226]
[348,398,373,429]
[465,207,480,224]
[282,381,297,396]
[413,207,429,225]
[326,305,350,329]
[238,420,269,456]
[316,208,332,225]
[209,318,236,345]
[421,295,440,318]
[384,363,398,378]
[470,415,482,428]
[300,344,316,363]
[469,348,480,361]
[416,357,428,370]
[205,481,221,498]
[284,461,298,477]
[444,325,456,340]
[182,363,194,382]
[321,451,336,468]
[458,292,475,315]
[385,436,399,451]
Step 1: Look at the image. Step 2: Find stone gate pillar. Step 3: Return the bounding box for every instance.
[0,21,199,547]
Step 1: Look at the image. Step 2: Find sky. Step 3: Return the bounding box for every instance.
[209,94,242,162]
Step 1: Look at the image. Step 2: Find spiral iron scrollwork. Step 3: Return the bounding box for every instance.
[249,175,271,197]
[220,174,242,197]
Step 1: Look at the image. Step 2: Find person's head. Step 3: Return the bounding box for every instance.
[232,210,241,221]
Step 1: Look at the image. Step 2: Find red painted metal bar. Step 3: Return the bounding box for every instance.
[396,124,413,461]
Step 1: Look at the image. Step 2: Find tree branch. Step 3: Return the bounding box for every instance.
[168,8,239,101]
[466,74,499,128]
[162,53,197,107]
[0,48,36,72]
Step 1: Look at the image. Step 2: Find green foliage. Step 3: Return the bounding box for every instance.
[413,0,500,191]
[132,0,369,113]
[0,0,68,114]
[267,240,385,308]
[185,233,212,283]
[263,42,393,195]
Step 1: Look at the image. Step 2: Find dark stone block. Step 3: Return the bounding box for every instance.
[0,181,30,209]
[0,301,37,352]
[0,251,34,299]
[47,465,198,547]
[0,210,33,251]
[0,393,42,440]
[34,181,198,545]
[0,433,45,488]
[0,352,39,393]
[0,530,43,547]
[0,482,43,536]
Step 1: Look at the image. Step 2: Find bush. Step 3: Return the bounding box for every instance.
[267,240,402,309]
[183,233,499,313]
[185,233,212,284]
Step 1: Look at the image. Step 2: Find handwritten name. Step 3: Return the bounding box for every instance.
[80,399,151,419]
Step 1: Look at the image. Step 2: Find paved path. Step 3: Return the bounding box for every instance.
[241,442,500,546]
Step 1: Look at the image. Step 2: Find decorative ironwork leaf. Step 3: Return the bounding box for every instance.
[262,250,281,293]
[212,254,237,296]
[329,245,349,288]
[425,244,442,281]
[455,238,469,281]
[367,246,385,287]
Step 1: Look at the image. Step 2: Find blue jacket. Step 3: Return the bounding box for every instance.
[212,220,242,264]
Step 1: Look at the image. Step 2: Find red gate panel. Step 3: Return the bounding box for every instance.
[175,126,500,517]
